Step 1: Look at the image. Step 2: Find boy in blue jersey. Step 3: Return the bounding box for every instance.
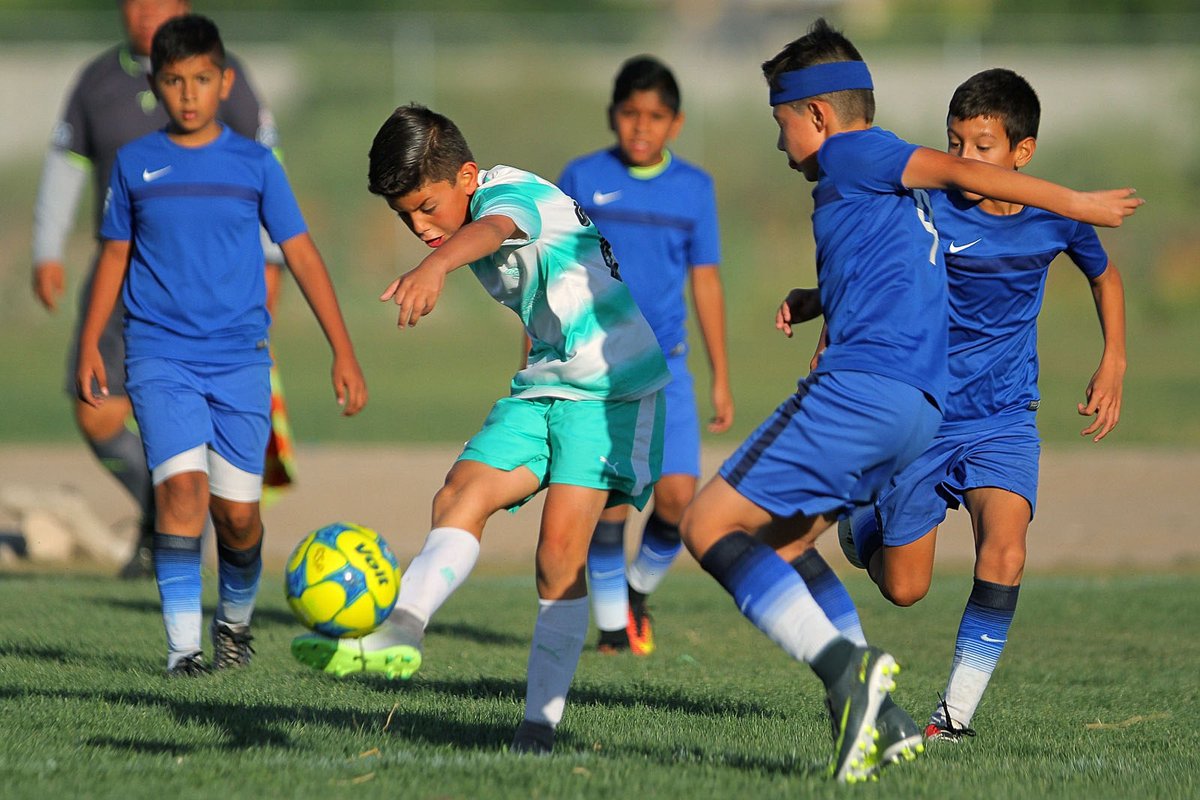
[291,105,669,755]
[559,56,733,656]
[76,15,367,676]
[679,19,1140,783]
[820,69,1127,743]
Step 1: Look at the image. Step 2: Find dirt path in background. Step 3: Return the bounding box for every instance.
[1,444,1195,573]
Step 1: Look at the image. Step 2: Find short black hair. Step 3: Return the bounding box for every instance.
[150,14,225,76]
[368,105,476,197]
[611,55,681,113]
[762,17,874,124]
[948,68,1040,146]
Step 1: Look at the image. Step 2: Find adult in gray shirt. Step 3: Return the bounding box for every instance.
[32,0,282,577]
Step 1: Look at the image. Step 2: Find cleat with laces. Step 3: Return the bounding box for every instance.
[510,719,556,755]
[824,645,899,783]
[167,651,210,677]
[925,693,977,742]
[211,620,255,669]
[625,597,655,656]
[875,697,925,766]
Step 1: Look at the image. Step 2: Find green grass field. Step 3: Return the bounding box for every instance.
[1,569,1196,799]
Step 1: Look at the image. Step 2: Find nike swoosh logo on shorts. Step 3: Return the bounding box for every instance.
[948,238,982,253]
[143,166,172,182]
[592,189,622,206]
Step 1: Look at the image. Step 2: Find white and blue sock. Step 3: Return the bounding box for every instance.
[933,579,1020,729]
[627,512,683,597]
[523,597,589,729]
[216,536,262,627]
[792,549,867,646]
[699,532,840,665]
[586,519,627,633]
[154,532,203,669]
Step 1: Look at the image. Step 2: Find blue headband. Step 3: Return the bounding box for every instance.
[768,61,874,106]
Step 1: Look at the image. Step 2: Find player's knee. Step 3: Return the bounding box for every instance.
[156,473,208,523]
[652,492,690,526]
[880,575,930,608]
[978,541,1027,584]
[210,502,260,542]
[535,551,587,600]
[74,398,131,441]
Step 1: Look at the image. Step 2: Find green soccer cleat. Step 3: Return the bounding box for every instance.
[824,645,900,784]
[292,627,422,680]
[875,697,925,767]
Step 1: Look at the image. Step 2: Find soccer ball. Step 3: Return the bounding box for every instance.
[285,522,400,638]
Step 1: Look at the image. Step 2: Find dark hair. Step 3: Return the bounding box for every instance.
[762,18,874,124]
[611,55,681,113]
[368,105,475,197]
[150,14,225,76]
[948,68,1040,146]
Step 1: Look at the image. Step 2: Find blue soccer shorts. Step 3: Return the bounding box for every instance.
[459,392,665,511]
[661,353,701,478]
[126,356,271,497]
[720,370,942,520]
[874,411,1041,547]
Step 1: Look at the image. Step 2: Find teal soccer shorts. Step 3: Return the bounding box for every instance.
[459,392,665,510]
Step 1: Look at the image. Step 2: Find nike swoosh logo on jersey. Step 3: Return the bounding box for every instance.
[948,238,982,254]
[592,189,622,206]
[142,166,172,182]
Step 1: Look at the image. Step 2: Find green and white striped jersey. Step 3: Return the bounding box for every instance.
[468,166,669,402]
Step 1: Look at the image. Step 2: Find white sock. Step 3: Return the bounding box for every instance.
[523,597,589,728]
[934,664,990,729]
[393,527,480,623]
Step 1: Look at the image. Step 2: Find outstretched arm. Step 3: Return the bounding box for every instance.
[902,148,1143,228]
[75,239,130,406]
[1078,263,1127,442]
[691,265,733,433]
[380,214,518,328]
[279,233,367,416]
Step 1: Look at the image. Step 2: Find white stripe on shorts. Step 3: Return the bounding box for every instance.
[628,393,659,499]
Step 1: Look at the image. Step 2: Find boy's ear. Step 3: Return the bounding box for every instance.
[219,67,236,102]
[667,109,685,140]
[458,162,480,194]
[606,105,617,133]
[1013,136,1036,169]
[807,100,829,132]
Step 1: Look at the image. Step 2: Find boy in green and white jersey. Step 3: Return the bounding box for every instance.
[293,105,669,755]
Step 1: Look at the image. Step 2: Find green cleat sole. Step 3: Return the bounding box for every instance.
[291,635,422,680]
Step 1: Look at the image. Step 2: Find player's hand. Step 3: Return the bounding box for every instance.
[380,261,446,328]
[1076,188,1144,228]
[331,354,367,417]
[708,380,734,434]
[776,287,822,338]
[1078,359,1125,442]
[33,261,66,312]
[75,348,108,408]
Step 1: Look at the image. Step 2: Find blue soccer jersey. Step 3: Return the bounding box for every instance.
[933,190,1109,422]
[558,148,721,355]
[101,126,307,363]
[811,128,948,408]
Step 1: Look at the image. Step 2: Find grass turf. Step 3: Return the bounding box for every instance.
[1,569,1196,799]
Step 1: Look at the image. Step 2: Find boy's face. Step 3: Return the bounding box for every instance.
[610,89,683,168]
[122,0,190,57]
[772,102,824,181]
[386,164,480,248]
[153,54,233,142]
[946,115,1035,202]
